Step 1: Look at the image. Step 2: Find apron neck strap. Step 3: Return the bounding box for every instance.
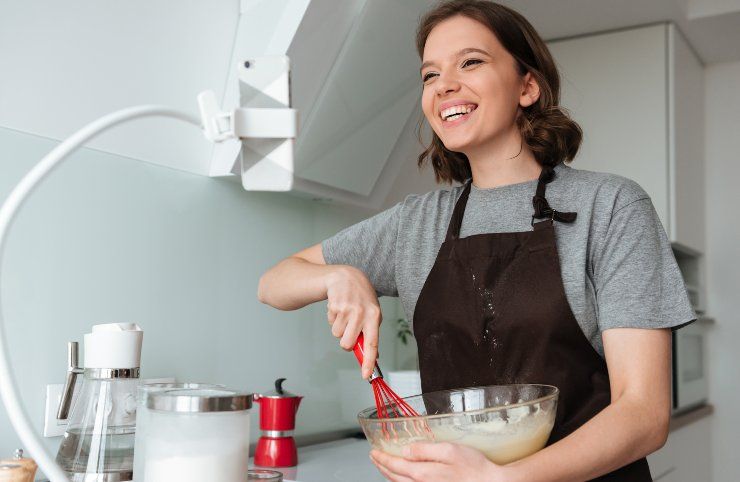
[444,163,578,242]
[445,180,472,242]
[531,164,577,226]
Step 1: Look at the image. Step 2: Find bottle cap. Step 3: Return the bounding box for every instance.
[84,323,143,369]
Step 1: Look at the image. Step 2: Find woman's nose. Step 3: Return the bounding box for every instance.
[434,72,461,96]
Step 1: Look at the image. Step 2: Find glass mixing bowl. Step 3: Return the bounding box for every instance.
[357,384,558,465]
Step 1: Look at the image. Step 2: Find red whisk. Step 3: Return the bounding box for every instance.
[353,333,421,419]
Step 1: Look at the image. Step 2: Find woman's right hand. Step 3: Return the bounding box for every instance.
[325,265,382,380]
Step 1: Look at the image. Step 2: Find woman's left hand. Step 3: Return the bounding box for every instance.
[369,442,515,482]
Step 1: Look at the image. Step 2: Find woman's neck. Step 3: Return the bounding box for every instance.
[465,129,542,189]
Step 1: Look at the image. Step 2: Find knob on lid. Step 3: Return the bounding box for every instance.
[261,378,298,398]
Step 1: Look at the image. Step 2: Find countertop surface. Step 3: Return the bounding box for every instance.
[37,405,712,481]
[253,436,383,482]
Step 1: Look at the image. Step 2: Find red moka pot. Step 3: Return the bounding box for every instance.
[254,378,303,468]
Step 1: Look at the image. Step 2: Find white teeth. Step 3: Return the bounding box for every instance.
[441,104,476,121]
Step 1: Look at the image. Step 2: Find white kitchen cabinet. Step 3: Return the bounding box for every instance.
[210,0,434,209]
[547,23,705,253]
[648,415,713,481]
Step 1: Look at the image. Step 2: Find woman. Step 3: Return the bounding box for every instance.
[258,1,695,480]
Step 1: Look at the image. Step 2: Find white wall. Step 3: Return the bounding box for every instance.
[704,60,740,481]
[0,126,406,471]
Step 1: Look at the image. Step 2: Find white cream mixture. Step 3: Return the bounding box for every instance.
[375,406,554,465]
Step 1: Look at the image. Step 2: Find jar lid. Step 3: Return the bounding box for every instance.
[248,469,283,481]
[147,388,252,412]
[137,383,226,404]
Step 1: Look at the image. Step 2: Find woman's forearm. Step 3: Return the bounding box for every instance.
[505,396,669,482]
[258,257,343,310]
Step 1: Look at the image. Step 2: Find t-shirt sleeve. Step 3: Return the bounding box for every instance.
[591,196,696,332]
[320,202,402,297]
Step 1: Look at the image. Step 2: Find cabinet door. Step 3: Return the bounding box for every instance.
[669,24,705,253]
[679,417,712,481]
[649,417,713,481]
[547,24,670,231]
[648,434,677,480]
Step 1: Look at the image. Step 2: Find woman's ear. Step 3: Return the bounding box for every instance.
[519,71,540,108]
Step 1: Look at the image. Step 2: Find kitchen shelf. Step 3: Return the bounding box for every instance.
[669,403,714,432]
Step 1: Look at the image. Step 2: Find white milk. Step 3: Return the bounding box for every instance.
[144,450,247,482]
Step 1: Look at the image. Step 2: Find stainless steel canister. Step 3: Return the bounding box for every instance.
[133,382,225,480]
[140,388,253,482]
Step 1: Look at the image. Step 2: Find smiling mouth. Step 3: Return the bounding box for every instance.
[440,104,478,122]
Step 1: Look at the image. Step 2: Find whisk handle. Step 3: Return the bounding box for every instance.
[352,333,367,366]
[352,333,383,382]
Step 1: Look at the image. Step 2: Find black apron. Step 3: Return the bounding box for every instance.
[413,164,652,481]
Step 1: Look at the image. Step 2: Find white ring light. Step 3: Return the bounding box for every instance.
[0,105,202,482]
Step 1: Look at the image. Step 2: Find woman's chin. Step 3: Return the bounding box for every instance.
[441,137,475,154]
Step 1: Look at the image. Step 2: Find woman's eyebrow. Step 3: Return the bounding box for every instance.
[420,47,492,74]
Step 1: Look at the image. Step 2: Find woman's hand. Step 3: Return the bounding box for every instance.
[369,443,516,482]
[325,265,382,379]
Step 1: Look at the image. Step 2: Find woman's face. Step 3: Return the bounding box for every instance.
[420,15,535,153]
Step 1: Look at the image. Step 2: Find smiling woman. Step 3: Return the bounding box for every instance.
[415,1,583,187]
[258,1,695,481]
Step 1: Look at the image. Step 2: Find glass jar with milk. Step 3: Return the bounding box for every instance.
[139,388,253,482]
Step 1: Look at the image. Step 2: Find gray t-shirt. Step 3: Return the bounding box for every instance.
[322,162,696,357]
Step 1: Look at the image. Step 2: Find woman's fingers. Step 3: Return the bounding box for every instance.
[403,442,458,463]
[339,311,363,351]
[375,462,414,482]
[330,311,348,339]
[361,317,380,380]
[371,449,448,482]
[370,451,415,482]
[324,267,383,377]
[328,302,382,380]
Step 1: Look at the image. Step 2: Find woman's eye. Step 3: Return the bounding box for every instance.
[422,59,482,83]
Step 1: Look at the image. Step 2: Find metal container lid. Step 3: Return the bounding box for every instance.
[248,469,283,481]
[137,382,225,403]
[147,388,252,413]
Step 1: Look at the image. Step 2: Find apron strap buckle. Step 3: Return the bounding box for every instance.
[531,208,555,227]
[531,208,577,227]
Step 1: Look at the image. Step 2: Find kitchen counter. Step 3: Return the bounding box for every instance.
[253,435,383,482]
[669,403,713,432]
[39,438,381,482]
[38,406,712,482]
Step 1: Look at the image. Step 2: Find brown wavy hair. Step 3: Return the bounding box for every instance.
[415,0,582,184]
